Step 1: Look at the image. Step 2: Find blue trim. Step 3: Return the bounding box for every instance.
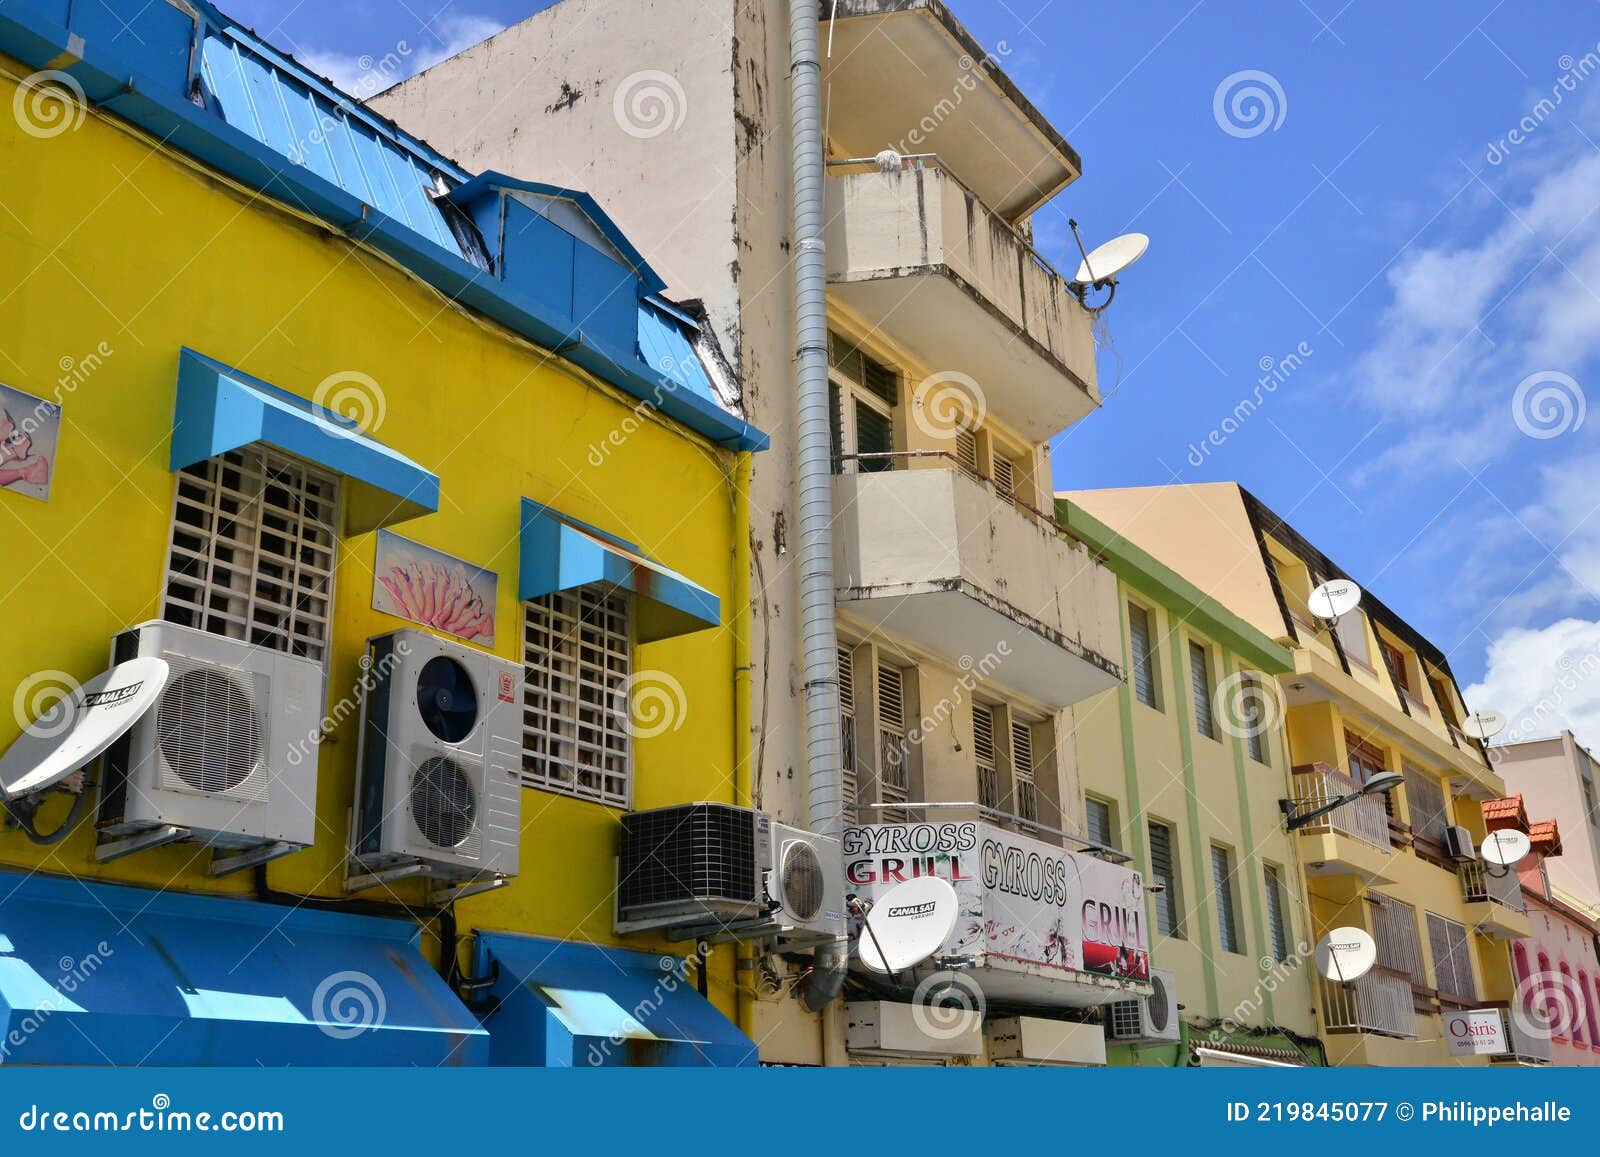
[172,349,440,534]
[472,932,756,1067]
[0,2,767,454]
[520,499,721,643]
[0,871,488,1067]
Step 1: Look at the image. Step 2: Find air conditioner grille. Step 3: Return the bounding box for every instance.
[1147,973,1170,1033]
[156,667,261,795]
[781,840,824,921]
[410,755,478,849]
[618,804,758,911]
[1109,997,1143,1038]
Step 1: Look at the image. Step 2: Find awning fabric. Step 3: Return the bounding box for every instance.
[520,499,720,642]
[171,347,440,534]
[0,871,487,1066]
[1192,1042,1310,1067]
[473,931,756,1067]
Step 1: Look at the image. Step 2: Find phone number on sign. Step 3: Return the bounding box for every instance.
[1227,1102,1389,1123]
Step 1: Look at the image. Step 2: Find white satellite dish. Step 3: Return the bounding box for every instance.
[1314,927,1377,984]
[1482,828,1531,867]
[0,658,169,800]
[1072,232,1150,287]
[1460,709,1507,742]
[1309,579,1362,623]
[857,876,958,975]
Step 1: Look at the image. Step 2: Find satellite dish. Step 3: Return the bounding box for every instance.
[1482,828,1531,867]
[1314,927,1376,984]
[0,658,169,800]
[1460,709,1507,742]
[1071,232,1150,287]
[1309,579,1362,623]
[857,876,958,975]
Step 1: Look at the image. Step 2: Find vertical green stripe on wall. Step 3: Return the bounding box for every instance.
[1166,616,1220,1017]
[1221,651,1276,1024]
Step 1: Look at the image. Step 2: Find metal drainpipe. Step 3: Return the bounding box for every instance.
[789,0,849,1014]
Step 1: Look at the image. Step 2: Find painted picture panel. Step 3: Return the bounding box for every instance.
[372,530,497,646]
[0,383,60,502]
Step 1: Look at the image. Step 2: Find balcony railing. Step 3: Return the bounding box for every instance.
[1497,1009,1553,1064]
[1320,968,1418,1038]
[1290,764,1392,851]
[1461,861,1525,912]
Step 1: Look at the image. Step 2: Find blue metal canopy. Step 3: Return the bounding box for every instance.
[520,500,721,643]
[172,348,440,534]
[472,932,756,1067]
[0,871,487,1066]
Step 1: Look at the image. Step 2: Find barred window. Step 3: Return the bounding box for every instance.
[974,703,999,810]
[1403,764,1450,842]
[1370,894,1426,986]
[521,586,632,807]
[1426,912,1477,1002]
[877,664,910,819]
[162,447,339,662]
[839,646,859,811]
[1011,718,1037,823]
[1212,844,1242,954]
[1264,864,1291,963]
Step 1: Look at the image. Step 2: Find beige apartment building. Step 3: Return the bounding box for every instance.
[1494,733,1600,916]
[379,0,1150,1065]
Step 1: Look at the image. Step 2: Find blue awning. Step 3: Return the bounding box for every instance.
[520,499,720,643]
[472,932,755,1067]
[0,871,487,1066]
[172,348,440,534]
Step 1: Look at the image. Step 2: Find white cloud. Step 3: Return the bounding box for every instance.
[1465,617,1600,746]
[300,14,506,101]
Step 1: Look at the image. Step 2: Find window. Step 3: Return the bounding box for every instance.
[1582,775,1599,827]
[1189,641,1215,738]
[1148,820,1183,938]
[839,646,858,810]
[1345,731,1387,785]
[521,586,632,807]
[1128,602,1160,710]
[1239,672,1268,763]
[974,703,999,809]
[1380,639,1411,693]
[163,447,339,662]
[1211,845,1242,954]
[991,453,1016,498]
[829,332,898,474]
[1264,864,1291,963]
[1085,796,1116,849]
[1402,763,1449,842]
[877,664,910,818]
[1426,912,1477,1002]
[1011,718,1037,823]
[1332,609,1370,667]
[954,427,980,477]
[1370,894,1426,985]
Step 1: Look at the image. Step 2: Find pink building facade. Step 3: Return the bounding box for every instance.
[1511,825,1600,1067]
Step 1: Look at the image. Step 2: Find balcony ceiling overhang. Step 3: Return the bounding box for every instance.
[823,1,1081,220]
[837,580,1121,709]
[828,271,1097,442]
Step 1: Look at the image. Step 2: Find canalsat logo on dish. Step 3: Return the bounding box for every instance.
[886,901,939,920]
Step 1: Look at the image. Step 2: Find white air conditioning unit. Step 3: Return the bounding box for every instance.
[1106,968,1180,1044]
[349,629,522,900]
[987,1016,1107,1067]
[615,803,845,944]
[94,620,322,871]
[1444,825,1476,862]
[846,999,983,1059]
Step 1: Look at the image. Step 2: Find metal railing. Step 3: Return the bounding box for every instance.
[1320,968,1418,1038]
[835,450,1098,553]
[1289,764,1392,850]
[1461,860,1525,912]
[1497,1009,1553,1064]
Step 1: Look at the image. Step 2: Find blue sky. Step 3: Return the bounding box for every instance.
[224,0,1600,743]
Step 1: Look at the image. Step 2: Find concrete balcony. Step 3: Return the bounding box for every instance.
[1289,764,1399,885]
[1460,861,1531,939]
[822,1,1081,220]
[824,158,1098,443]
[1320,969,1417,1038]
[832,464,1122,709]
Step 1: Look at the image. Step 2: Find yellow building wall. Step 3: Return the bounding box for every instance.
[0,74,743,1013]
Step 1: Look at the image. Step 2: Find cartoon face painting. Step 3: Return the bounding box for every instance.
[0,406,52,496]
